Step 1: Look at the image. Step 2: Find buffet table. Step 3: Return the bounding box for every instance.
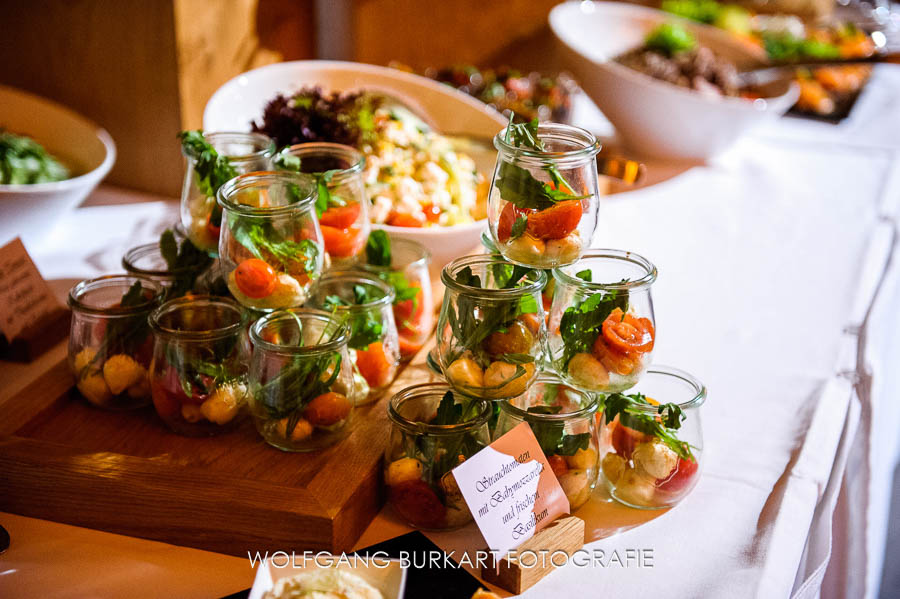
[2,65,899,599]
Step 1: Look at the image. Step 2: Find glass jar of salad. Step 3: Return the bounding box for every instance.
[385,383,491,530]
[148,296,251,436]
[248,309,362,452]
[274,142,370,268]
[217,171,325,311]
[548,249,657,393]
[307,271,400,404]
[122,238,212,300]
[487,120,601,268]
[437,255,547,400]
[358,232,433,362]
[600,366,705,509]
[68,274,164,410]
[180,131,273,256]
[494,375,600,510]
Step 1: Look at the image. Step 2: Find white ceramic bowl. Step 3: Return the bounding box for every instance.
[203,60,508,268]
[549,1,799,160]
[0,85,116,246]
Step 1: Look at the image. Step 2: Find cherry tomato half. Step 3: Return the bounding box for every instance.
[386,211,426,228]
[526,200,582,240]
[321,225,365,258]
[319,202,362,229]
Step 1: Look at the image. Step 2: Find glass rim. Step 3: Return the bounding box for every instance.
[121,243,197,277]
[276,142,365,184]
[493,122,601,165]
[309,271,396,312]
[149,295,247,341]
[388,383,492,436]
[216,170,317,217]
[553,249,657,291]
[249,308,350,356]
[499,374,600,421]
[185,131,273,164]
[68,274,164,316]
[357,236,431,272]
[441,254,547,298]
[624,365,707,412]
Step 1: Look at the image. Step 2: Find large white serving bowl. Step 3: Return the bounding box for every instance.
[0,85,116,246]
[204,60,508,268]
[549,1,799,160]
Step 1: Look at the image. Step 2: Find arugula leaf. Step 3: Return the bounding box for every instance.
[365,230,392,267]
[559,289,628,367]
[433,391,462,425]
[119,281,147,308]
[157,229,213,298]
[510,215,528,240]
[454,266,482,289]
[604,393,695,461]
[575,269,592,282]
[257,351,342,432]
[178,130,237,198]
[525,406,590,457]
[230,218,319,276]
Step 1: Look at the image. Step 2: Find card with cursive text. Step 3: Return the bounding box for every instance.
[451,421,570,555]
[0,237,62,342]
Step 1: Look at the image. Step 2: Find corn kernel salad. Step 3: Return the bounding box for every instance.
[254,87,486,227]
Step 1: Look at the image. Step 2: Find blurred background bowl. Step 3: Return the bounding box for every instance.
[204,60,508,268]
[549,1,799,161]
[0,85,116,247]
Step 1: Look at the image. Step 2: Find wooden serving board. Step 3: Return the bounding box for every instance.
[0,331,443,558]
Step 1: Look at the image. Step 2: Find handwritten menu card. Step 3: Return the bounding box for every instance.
[452,422,570,556]
[0,237,67,360]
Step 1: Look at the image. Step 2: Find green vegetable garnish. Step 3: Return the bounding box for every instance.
[558,289,628,368]
[604,392,695,461]
[229,219,319,276]
[365,230,392,267]
[0,130,69,184]
[495,115,588,212]
[645,23,697,57]
[178,130,238,228]
[321,282,384,351]
[158,229,213,298]
[363,231,420,327]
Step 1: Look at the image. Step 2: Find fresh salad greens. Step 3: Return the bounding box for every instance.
[364,231,420,306]
[427,390,487,477]
[559,289,629,367]
[526,404,591,457]
[178,130,239,228]
[645,23,697,57]
[495,115,587,212]
[80,282,152,376]
[605,392,694,461]
[274,149,344,218]
[158,229,212,298]
[230,219,319,275]
[322,284,385,351]
[0,130,69,184]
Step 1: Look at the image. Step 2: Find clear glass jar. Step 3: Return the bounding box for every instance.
[487,122,601,268]
[122,242,213,300]
[358,237,433,362]
[548,249,657,393]
[600,366,705,509]
[148,296,251,436]
[494,375,600,510]
[275,142,370,268]
[217,171,325,311]
[248,309,361,452]
[437,255,547,400]
[67,274,164,410]
[180,131,273,256]
[385,383,492,530]
[306,272,400,404]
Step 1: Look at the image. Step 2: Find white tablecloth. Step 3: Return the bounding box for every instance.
[4,65,900,599]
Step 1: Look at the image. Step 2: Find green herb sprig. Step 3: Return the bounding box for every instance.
[558,289,628,367]
[158,229,212,298]
[605,392,694,461]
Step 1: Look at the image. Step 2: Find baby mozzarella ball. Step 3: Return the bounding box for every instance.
[567,353,609,389]
[632,439,679,479]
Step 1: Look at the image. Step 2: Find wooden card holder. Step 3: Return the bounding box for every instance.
[481,516,585,595]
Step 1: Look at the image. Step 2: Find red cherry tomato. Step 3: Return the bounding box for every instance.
[386,211,426,228]
[235,259,277,298]
[206,212,221,240]
[601,308,655,354]
[389,479,446,529]
[319,202,362,229]
[421,202,442,224]
[526,200,582,240]
[496,202,531,243]
[547,455,569,478]
[355,341,395,389]
[393,286,425,335]
[321,225,365,258]
[611,421,652,460]
[656,457,699,495]
[398,334,426,360]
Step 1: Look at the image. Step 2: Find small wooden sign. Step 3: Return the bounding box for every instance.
[0,238,69,361]
[482,516,585,595]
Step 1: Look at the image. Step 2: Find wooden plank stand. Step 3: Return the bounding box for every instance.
[481,516,585,594]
